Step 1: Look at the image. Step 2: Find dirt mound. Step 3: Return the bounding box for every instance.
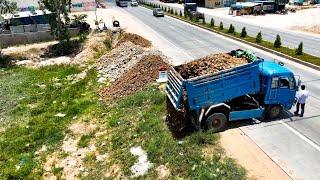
[100,55,168,99]
[118,33,152,48]
[175,53,247,79]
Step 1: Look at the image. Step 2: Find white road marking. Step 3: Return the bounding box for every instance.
[281,120,320,152]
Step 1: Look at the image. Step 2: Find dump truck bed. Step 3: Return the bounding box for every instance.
[167,60,262,110]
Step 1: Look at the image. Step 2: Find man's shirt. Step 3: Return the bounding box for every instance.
[296,90,309,104]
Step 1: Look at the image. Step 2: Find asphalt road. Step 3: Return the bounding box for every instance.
[118,4,320,179]
[146,0,320,57]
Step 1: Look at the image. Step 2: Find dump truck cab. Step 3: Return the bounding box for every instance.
[260,61,298,114]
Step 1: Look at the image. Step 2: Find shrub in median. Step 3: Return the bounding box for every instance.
[168,7,170,12]
[274,34,282,48]
[228,24,235,33]
[195,16,199,22]
[180,10,182,17]
[202,17,206,24]
[296,42,303,55]
[240,27,247,38]
[219,22,223,30]
[170,8,174,14]
[174,10,178,16]
[210,18,215,27]
[256,31,262,43]
[164,7,167,12]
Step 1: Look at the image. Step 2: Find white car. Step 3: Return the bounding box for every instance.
[131,0,138,6]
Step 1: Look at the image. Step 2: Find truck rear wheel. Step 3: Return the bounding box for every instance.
[267,105,283,119]
[205,113,227,133]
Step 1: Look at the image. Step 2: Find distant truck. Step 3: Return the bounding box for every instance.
[166,50,299,132]
[184,3,204,20]
[116,0,128,7]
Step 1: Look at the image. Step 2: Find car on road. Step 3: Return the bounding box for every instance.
[153,8,164,17]
[131,0,138,6]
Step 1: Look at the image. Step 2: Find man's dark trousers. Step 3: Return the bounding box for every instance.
[295,103,305,116]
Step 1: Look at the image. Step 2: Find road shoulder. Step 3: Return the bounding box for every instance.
[220,128,290,180]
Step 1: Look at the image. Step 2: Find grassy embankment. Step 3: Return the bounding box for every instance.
[0,35,246,179]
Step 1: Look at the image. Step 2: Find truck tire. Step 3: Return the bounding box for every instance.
[205,113,227,133]
[266,105,283,119]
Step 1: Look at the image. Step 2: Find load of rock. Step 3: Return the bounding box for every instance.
[174,53,247,79]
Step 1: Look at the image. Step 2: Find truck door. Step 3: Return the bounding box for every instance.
[268,77,279,101]
[277,77,296,108]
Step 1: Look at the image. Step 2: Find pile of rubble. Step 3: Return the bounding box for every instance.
[97,40,166,84]
[118,33,152,48]
[97,42,146,83]
[174,53,247,79]
[100,55,168,99]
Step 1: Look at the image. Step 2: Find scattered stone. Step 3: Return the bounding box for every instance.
[66,70,88,84]
[156,164,171,179]
[130,146,153,177]
[96,154,108,162]
[54,113,66,117]
[35,145,48,155]
[36,84,47,89]
[97,41,146,82]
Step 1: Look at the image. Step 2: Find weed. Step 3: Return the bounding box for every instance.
[78,133,94,148]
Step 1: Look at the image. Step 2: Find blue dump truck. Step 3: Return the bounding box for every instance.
[166,50,299,132]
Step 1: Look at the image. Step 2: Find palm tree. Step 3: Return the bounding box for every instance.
[0,0,17,14]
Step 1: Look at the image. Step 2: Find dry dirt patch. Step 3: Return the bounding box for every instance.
[43,121,101,179]
[220,128,290,180]
[156,164,171,179]
[291,25,320,35]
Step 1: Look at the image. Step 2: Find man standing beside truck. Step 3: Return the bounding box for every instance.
[294,85,309,117]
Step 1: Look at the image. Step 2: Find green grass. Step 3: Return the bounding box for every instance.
[85,86,246,179]
[0,65,99,179]
[78,133,94,148]
[140,3,320,67]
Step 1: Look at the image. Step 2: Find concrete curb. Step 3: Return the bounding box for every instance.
[141,4,320,71]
